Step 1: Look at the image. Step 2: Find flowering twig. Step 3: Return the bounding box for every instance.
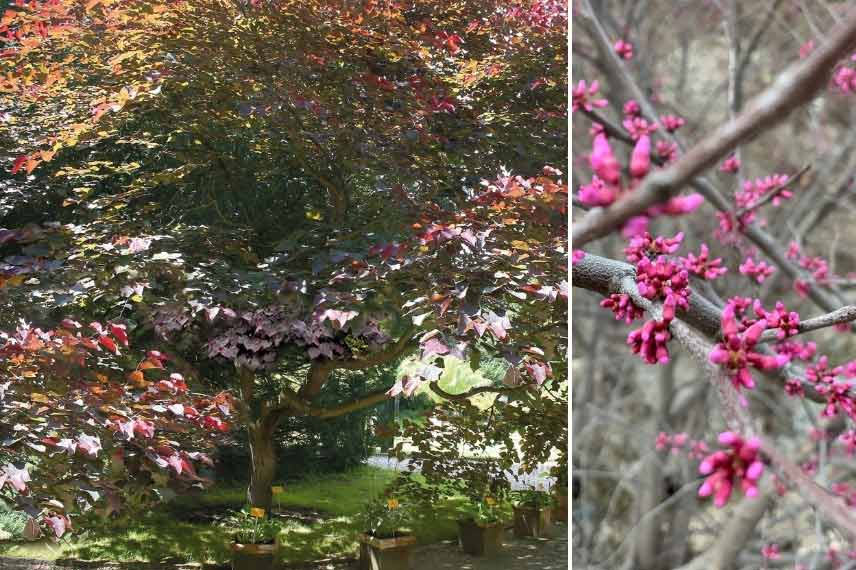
[735,164,812,219]
[572,3,856,246]
[573,252,828,404]
[758,305,856,343]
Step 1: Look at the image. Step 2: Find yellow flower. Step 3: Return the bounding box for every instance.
[272,486,285,494]
[249,507,266,518]
[387,498,400,510]
[485,496,497,506]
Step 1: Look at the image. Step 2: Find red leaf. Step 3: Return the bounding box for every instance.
[98,335,119,354]
[109,323,129,346]
[10,155,26,174]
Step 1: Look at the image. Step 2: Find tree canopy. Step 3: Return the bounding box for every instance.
[0,0,567,533]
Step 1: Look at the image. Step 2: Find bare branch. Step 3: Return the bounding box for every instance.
[761,440,856,539]
[674,484,777,570]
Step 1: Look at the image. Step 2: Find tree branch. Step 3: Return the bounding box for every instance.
[576,110,854,328]
[759,304,856,343]
[427,381,524,401]
[674,483,777,570]
[573,2,856,246]
[572,252,835,404]
[734,163,812,219]
[266,328,418,418]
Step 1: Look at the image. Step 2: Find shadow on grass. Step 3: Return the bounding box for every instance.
[62,513,231,565]
[0,467,468,566]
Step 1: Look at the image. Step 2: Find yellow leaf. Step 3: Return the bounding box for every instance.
[249,507,265,518]
[30,393,50,404]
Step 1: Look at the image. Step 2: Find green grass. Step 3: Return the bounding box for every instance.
[0,466,463,565]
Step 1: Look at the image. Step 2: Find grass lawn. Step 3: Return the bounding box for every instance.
[0,465,463,565]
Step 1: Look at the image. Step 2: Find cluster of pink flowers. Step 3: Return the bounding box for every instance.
[656,140,678,163]
[624,231,683,263]
[753,300,800,340]
[698,432,765,508]
[719,155,740,173]
[832,481,856,508]
[623,100,640,116]
[578,133,703,236]
[737,174,793,209]
[776,339,816,362]
[627,317,672,364]
[680,244,727,280]
[739,257,775,284]
[839,430,856,456]
[572,249,585,265]
[613,39,633,59]
[600,293,644,324]
[709,299,788,394]
[623,116,658,140]
[655,431,684,452]
[817,379,856,419]
[713,210,759,244]
[800,356,856,420]
[655,432,708,458]
[636,256,691,310]
[761,543,780,560]
[799,39,816,59]
[786,241,832,285]
[572,80,608,113]
[784,378,805,397]
[833,64,856,94]
[659,114,685,132]
[577,175,615,207]
[805,356,836,383]
[622,234,695,364]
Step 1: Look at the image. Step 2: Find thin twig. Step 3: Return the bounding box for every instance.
[735,164,812,219]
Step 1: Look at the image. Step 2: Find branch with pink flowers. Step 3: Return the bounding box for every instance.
[572,3,856,246]
[734,163,812,219]
[574,252,856,540]
[575,104,850,324]
[573,252,856,405]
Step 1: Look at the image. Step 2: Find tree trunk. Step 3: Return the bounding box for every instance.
[247,420,277,514]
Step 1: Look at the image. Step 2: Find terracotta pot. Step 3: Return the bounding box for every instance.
[513,506,552,538]
[358,533,417,570]
[457,519,504,556]
[230,541,277,570]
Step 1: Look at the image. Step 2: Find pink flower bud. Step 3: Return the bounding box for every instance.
[590,134,621,184]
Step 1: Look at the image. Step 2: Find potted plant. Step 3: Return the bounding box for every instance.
[456,493,510,556]
[511,488,553,538]
[356,495,416,570]
[221,507,281,570]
